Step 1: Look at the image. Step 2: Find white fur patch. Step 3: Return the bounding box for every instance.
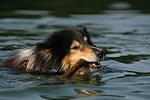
[12,47,36,70]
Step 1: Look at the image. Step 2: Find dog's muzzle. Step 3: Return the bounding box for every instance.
[87,47,107,73]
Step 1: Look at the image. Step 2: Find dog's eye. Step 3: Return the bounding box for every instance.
[71,46,79,50]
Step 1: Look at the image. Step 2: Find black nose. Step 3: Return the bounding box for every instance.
[98,48,107,59]
[92,47,107,59]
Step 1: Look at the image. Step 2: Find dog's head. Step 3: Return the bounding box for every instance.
[36,27,106,76]
[61,28,107,75]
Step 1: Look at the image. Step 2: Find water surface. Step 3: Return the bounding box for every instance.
[0,1,150,100]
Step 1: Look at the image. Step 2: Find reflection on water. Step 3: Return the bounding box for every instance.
[0,1,150,100]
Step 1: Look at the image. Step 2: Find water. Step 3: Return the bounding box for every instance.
[0,1,150,100]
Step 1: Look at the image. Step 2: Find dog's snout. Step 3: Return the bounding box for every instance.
[94,48,101,55]
[92,47,107,59]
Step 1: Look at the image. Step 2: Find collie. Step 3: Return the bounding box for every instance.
[0,27,107,79]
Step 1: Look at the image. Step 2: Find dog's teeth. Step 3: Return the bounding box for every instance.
[92,63,97,67]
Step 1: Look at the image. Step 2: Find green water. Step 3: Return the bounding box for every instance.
[0,0,150,100]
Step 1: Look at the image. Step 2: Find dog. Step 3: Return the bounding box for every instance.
[0,27,107,79]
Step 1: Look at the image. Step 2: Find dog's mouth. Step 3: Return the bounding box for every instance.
[88,61,101,69]
[73,60,101,76]
[60,59,101,79]
[79,59,102,71]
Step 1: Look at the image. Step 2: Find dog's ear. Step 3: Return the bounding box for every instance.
[80,27,89,37]
[80,27,91,40]
[82,27,88,33]
[79,27,95,46]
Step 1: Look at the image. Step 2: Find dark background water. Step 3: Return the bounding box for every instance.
[0,0,150,100]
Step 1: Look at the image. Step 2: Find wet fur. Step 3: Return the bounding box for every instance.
[0,27,106,79]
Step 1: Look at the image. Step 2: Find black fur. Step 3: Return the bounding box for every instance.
[29,28,93,74]
[1,27,107,78]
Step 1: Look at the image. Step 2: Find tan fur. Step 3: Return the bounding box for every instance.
[40,49,52,62]
[62,40,99,73]
[0,28,105,79]
[83,36,88,42]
